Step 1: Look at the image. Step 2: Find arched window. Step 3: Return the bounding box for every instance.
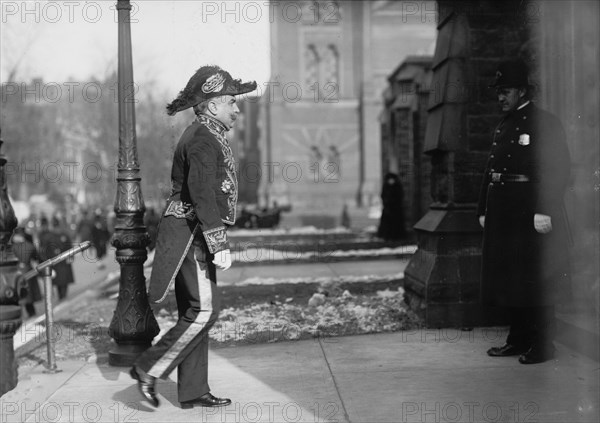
[322,45,339,85]
[322,44,339,99]
[305,44,320,88]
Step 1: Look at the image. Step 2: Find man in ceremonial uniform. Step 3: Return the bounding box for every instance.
[478,59,571,364]
[130,65,256,408]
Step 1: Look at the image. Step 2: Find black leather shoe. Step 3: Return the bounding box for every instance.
[487,344,529,357]
[518,347,555,364]
[130,366,159,407]
[180,393,232,409]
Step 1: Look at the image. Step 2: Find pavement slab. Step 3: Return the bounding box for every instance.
[320,332,599,423]
[5,256,599,423]
[3,330,598,423]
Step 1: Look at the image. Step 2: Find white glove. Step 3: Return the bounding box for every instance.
[534,213,552,234]
[213,249,232,270]
[479,216,485,228]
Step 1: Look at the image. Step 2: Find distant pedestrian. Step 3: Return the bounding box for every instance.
[12,227,41,317]
[144,207,160,251]
[92,210,110,268]
[340,203,351,229]
[478,59,571,364]
[76,209,94,243]
[39,217,75,300]
[377,173,406,240]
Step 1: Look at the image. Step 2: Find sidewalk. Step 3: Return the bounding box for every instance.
[2,329,598,422]
[5,257,599,423]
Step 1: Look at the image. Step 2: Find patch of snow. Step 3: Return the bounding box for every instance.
[233,245,417,263]
[230,226,353,237]
[234,272,405,286]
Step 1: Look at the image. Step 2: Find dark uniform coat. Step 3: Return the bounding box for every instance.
[12,230,42,304]
[477,102,571,307]
[38,228,75,289]
[148,114,237,304]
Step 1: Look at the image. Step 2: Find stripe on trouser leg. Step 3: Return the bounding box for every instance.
[148,252,213,377]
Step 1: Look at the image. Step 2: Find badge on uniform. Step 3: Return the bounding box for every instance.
[518,133,530,146]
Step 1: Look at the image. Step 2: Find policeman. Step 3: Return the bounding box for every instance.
[130,65,256,407]
[477,59,571,364]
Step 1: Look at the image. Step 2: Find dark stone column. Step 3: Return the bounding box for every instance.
[404,0,532,327]
[108,0,159,366]
[0,134,22,396]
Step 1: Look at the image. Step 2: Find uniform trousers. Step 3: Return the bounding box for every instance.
[505,306,556,351]
[135,240,219,402]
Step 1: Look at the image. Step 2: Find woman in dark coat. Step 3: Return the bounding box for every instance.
[12,227,41,317]
[377,173,407,240]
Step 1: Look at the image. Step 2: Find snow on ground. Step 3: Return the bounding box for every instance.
[230,226,354,236]
[234,272,405,286]
[233,245,417,263]
[144,243,416,268]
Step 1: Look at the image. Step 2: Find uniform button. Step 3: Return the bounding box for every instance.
[516,127,520,131]
[523,116,527,120]
[503,168,507,171]
[496,129,501,133]
[490,155,495,158]
[511,140,515,143]
[493,142,497,146]
[507,154,511,158]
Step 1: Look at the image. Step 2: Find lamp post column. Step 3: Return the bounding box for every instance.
[108,0,159,367]
[0,133,23,396]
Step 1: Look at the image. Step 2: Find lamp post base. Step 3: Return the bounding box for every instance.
[0,305,22,397]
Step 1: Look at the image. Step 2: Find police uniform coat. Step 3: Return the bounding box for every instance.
[477,102,571,307]
[148,114,237,304]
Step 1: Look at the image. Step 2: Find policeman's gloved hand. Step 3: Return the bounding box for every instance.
[534,213,552,234]
[213,249,232,271]
[479,216,485,228]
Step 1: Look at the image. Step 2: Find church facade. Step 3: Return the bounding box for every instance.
[258,0,436,217]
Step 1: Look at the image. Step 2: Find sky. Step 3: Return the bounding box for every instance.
[0,1,272,96]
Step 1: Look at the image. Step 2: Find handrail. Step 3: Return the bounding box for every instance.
[32,240,93,373]
[20,241,93,281]
[36,241,93,272]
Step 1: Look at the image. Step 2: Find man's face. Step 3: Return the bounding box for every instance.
[209,95,240,130]
[496,87,525,112]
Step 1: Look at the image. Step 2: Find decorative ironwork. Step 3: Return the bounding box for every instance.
[0,131,23,397]
[108,0,159,367]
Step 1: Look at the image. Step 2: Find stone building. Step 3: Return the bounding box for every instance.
[259,0,436,220]
[404,0,599,330]
[230,99,262,205]
[381,55,433,230]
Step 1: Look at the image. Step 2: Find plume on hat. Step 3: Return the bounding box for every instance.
[166,65,257,116]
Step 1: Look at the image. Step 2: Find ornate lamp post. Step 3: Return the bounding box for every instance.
[108,0,159,366]
[0,132,23,396]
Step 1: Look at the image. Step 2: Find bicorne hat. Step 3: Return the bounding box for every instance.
[489,59,530,89]
[166,65,257,116]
